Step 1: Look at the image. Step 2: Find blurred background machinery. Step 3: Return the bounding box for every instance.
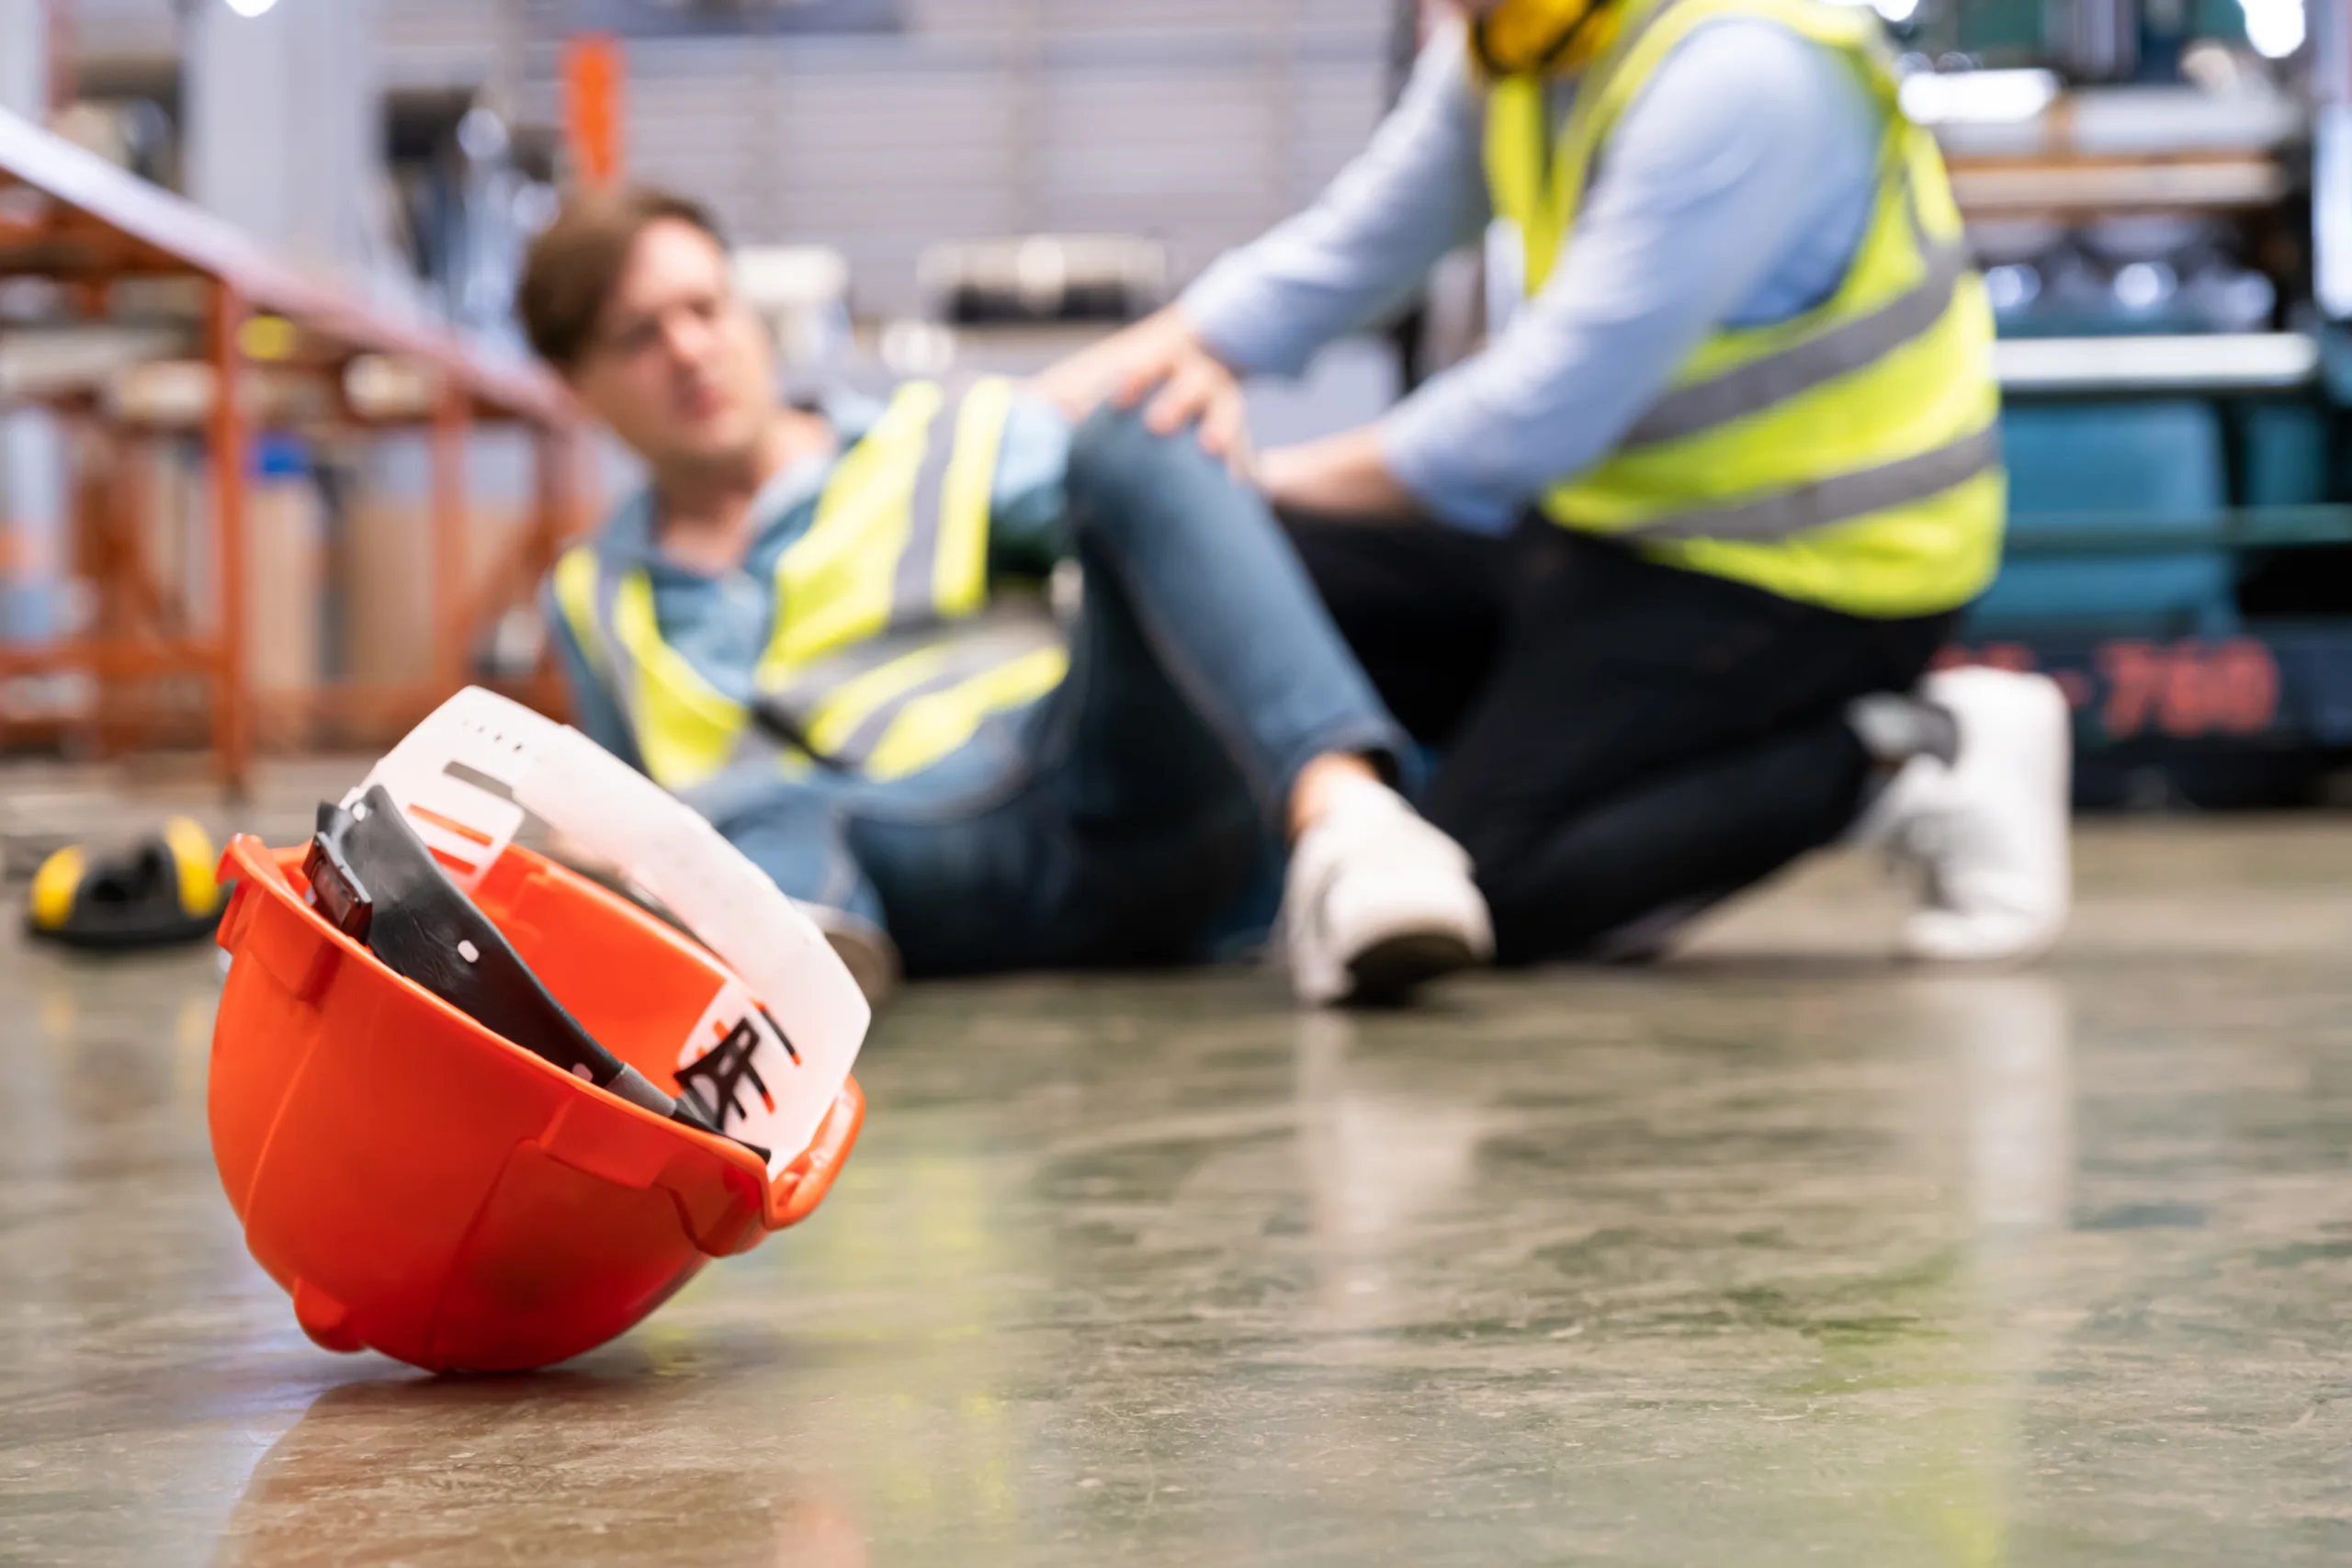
[7,0,2352,807]
[1905,0,2352,808]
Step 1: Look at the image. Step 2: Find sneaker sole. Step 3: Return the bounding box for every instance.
[1902,908,2066,965]
[1342,930,1480,1008]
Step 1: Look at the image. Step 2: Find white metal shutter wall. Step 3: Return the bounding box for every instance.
[65,0,1393,319]
[603,1,1392,317]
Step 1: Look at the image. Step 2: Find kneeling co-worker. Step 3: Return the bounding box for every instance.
[520,187,1491,1007]
[1077,0,2072,964]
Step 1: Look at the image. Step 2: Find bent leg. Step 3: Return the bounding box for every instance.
[1060,408,1408,821]
[1475,716,1872,963]
[1421,530,1952,963]
[856,413,1492,987]
[697,401,1427,981]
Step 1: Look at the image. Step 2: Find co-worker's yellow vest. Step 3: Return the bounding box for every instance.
[1482,0,2005,617]
[554,378,1068,791]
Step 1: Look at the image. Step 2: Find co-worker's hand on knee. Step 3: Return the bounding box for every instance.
[1031,307,1254,473]
[1127,344,1251,470]
[1087,309,1250,460]
[1029,308,1195,424]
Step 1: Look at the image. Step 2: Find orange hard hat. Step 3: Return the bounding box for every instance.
[207,689,871,1373]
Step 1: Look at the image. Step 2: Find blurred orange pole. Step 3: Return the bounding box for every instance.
[209,282,250,795]
[525,423,586,716]
[431,382,469,695]
[531,423,587,560]
[533,427,564,558]
[562,424,594,545]
[563,34,627,187]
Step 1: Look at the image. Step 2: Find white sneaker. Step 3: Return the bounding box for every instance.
[1861,667,2072,964]
[1282,780,1493,1006]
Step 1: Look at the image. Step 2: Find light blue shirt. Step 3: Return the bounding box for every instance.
[1182,17,1886,533]
[547,389,1074,773]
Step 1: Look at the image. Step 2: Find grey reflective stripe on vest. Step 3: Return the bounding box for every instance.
[755,607,1063,769]
[758,602,1046,714]
[1623,232,1970,448]
[566,556,616,688]
[887,399,964,630]
[828,616,1061,768]
[1629,422,2001,545]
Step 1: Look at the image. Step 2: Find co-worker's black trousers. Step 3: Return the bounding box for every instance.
[1283,516,1956,964]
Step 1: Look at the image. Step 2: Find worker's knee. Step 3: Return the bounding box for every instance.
[1065,404,1222,543]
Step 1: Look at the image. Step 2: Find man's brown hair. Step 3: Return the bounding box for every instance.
[515,185,727,370]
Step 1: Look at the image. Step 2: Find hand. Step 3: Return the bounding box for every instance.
[1254,429,1427,521]
[1027,308,1194,424]
[1254,445,1314,512]
[1113,334,1253,469]
[1027,309,1254,467]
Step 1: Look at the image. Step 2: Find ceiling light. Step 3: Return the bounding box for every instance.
[1898,68,2061,126]
[2241,0,2305,59]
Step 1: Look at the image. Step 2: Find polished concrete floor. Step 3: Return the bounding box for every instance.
[4,818,2351,1565]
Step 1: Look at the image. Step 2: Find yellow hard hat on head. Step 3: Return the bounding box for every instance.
[1469,0,1623,76]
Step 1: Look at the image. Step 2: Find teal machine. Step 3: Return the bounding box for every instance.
[1880,0,2352,805]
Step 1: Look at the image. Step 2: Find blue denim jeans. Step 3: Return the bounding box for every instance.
[695,409,1405,976]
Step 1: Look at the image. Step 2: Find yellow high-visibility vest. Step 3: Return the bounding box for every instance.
[554,378,1069,791]
[1481,0,2006,617]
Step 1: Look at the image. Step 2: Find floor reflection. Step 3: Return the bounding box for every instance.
[213,1372,868,1568]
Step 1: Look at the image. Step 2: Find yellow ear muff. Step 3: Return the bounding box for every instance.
[1471,0,1619,76]
[160,816,222,919]
[28,845,86,933]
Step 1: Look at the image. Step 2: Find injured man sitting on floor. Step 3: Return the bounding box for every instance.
[521,184,1493,1010]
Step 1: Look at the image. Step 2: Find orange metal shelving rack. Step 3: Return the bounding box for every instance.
[0,107,586,794]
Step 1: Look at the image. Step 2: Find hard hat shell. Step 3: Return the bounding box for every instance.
[209,832,865,1373]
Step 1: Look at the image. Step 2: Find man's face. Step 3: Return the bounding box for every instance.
[567,218,777,472]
